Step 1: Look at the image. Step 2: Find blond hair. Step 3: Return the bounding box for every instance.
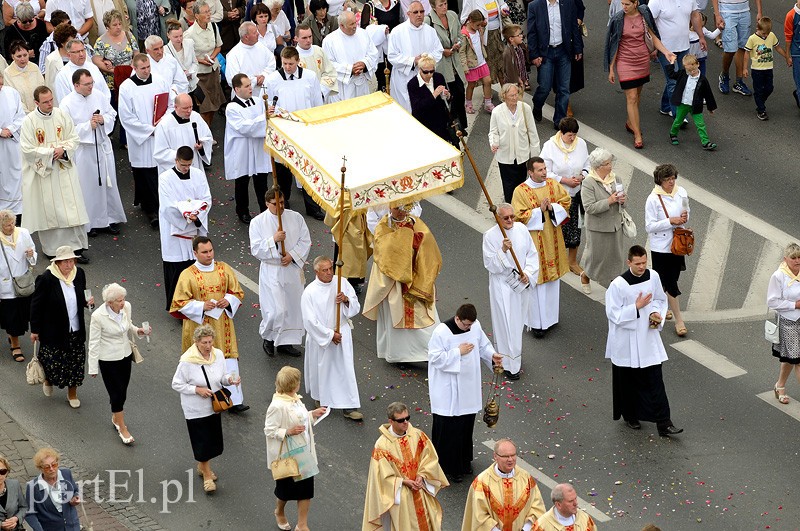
[275,366,301,394]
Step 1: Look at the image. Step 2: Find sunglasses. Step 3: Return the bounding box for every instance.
[0,468,8,475]
[41,462,59,470]
[391,415,411,423]
[421,69,435,74]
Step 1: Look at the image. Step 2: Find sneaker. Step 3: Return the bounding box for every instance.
[732,81,752,96]
[658,109,671,116]
[702,141,717,151]
[757,111,769,121]
[718,73,730,94]
[343,409,363,421]
[670,135,679,145]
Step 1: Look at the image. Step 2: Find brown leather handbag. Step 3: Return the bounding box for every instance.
[201,366,233,413]
[658,195,694,256]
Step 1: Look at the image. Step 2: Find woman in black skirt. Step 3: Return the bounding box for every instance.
[265,366,326,531]
[29,246,93,408]
[172,324,240,494]
[0,210,37,363]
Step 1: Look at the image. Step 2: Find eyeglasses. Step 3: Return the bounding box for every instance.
[499,215,514,220]
[421,69,434,74]
[391,415,411,423]
[409,9,424,13]
[41,461,59,470]
[0,468,8,475]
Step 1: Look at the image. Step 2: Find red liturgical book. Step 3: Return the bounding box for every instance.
[153,93,169,126]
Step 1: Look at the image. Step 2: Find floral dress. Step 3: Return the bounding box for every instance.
[93,33,139,89]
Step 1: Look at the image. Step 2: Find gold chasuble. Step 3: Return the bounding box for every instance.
[363,424,449,531]
[462,465,546,531]
[511,179,571,284]
[533,507,597,531]
[170,262,245,358]
[324,200,373,278]
[363,216,441,329]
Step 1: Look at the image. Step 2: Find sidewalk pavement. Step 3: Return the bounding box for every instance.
[0,408,165,531]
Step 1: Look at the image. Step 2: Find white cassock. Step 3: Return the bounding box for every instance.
[59,90,126,230]
[249,209,311,346]
[153,111,213,176]
[428,319,495,416]
[297,45,338,99]
[387,21,443,112]
[224,41,276,98]
[482,222,539,375]
[322,28,379,102]
[118,73,173,169]
[302,277,361,409]
[366,203,422,234]
[53,61,110,104]
[605,269,669,368]
[20,108,89,254]
[0,87,25,215]
[223,96,267,180]
[149,54,190,95]
[158,166,211,262]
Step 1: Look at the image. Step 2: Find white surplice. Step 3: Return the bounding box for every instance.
[158,166,212,262]
[297,44,338,98]
[0,87,25,214]
[605,269,669,368]
[428,319,496,416]
[118,73,173,168]
[224,41,276,97]
[153,111,213,176]
[59,90,126,230]
[322,28,379,102]
[223,96,268,180]
[302,277,361,409]
[249,209,311,346]
[53,60,111,104]
[482,222,539,374]
[386,21,443,112]
[263,67,323,113]
[149,54,190,95]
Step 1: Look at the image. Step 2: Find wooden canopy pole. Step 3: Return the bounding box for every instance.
[263,93,285,256]
[334,157,347,334]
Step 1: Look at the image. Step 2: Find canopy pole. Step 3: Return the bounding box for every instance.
[384,66,391,96]
[263,93,286,256]
[453,122,523,273]
[335,157,347,334]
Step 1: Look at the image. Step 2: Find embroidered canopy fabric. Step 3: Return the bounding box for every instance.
[264,92,464,214]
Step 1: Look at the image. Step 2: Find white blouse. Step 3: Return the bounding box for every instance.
[539,137,589,197]
[644,186,690,253]
[171,349,231,419]
[768,269,800,322]
[0,229,36,300]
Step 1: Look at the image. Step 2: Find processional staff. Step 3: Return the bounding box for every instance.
[263,93,286,256]
[334,157,347,334]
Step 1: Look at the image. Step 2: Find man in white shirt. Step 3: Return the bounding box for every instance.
[0,72,26,219]
[322,10,379,102]
[146,35,189,95]
[224,21,276,98]
[53,39,110,103]
[153,93,213,176]
[45,0,93,37]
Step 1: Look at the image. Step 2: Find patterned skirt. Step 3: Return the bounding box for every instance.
[38,332,86,388]
[562,190,583,248]
[776,316,800,364]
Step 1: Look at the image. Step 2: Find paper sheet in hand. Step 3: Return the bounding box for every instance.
[204,299,224,320]
[503,269,529,293]
[312,407,330,426]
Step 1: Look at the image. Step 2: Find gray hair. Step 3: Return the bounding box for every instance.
[338,10,355,25]
[265,0,284,9]
[784,243,800,260]
[144,35,163,51]
[386,401,408,419]
[65,39,84,52]
[0,209,15,225]
[193,324,215,342]
[551,483,576,503]
[417,52,435,70]
[192,1,209,15]
[15,1,34,22]
[101,282,127,303]
[313,255,333,271]
[499,82,520,102]
[493,438,516,454]
[496,202,513,215]
[587,147,613,170]
[238,21,256,39]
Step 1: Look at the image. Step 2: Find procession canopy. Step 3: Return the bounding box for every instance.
[264,92,464,215]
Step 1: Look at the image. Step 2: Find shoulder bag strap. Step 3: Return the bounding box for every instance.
[200,365,212,388]
[657,194,670,220]
[0,241,12,274]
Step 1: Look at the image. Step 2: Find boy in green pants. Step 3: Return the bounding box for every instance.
[669,54,718,151]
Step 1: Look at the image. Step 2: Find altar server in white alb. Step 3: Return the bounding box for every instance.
[118,53,173,228]
[224,74,268,224]
[386,0,443,112]
[0,73,26,220]
[249,188,311,358]
[295,23,338,100]
[322,10,379,102]
[605,245,683,437]
[153,93,212,176]
[482,203,538,381]
[224,21,275,98]
[53,39,110,104]
[60,69,126,238]
[20,86,90,260]
[159,146,212,311]
[302,256,364,421]
[428,303,502,483]
[146,35,189,94]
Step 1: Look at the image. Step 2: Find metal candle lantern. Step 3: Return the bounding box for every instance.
[483,365,505,428]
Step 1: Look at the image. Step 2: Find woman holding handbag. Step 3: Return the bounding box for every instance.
[88,283,150,446]
[767,243,800,405]
[264,366,326,531]
[172,324,240,494]
[0,210,36,363]
[644,163,690,337]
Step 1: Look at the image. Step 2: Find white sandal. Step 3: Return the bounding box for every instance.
[775,385,790,405]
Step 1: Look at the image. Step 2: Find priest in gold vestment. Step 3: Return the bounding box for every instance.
[511,157,571,339]
[363,401,449,531]
[324,194,373,294]
[363,204,441,363]
[170,236,249,412]
[533,483,597,531]
[462,439,545,531]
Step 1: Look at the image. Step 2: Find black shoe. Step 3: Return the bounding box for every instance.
[625,420,641,430]
[503,370,520,381]
[262,339,275,357]
[531,328,544,339]
[277,345,302,357]
[446,473,463,483]
[76,254,90,264]
[239,213,252,224]
[106,224,121,235]
[148,215,159,229]
[309,211,325,221]
[532,106,543,122]
[658,425,683,436]
[229,404,250,413]
[87,229,99,238]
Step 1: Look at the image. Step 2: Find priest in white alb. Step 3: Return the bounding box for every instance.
[53,39,110,104]
[295,23,338,99]
[0,74,25,219]
[60,68,126,237]
[302,256,363,421]
[146,35,189,95]
[482,203,538,381]
[224,21,275,98]
[153,93,212,176]
[386,1,443,112]
[428,303,502,483]
[249,188,311,358]
[20,85,89,258]
[322,10,379,102]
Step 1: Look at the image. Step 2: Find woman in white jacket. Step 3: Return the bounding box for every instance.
[88,283,148,445]
[0,209,36,363]
[767,243,800,406]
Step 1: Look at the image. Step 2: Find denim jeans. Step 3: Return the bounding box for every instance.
[658,49,688,115]
[751,69,773,113]
[533,44,571,126]
[793,57,800,96]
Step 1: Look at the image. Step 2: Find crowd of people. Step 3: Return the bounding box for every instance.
[0,0,797,529]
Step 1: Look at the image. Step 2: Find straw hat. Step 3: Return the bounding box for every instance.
[50,246,79,262]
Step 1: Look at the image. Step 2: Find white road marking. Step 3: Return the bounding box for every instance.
[756,391,800,422]
[686,213,734,312]
[230,266,260,295]
[669,340,747,378]
[481,440,612,523]
[743,240,784,309]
